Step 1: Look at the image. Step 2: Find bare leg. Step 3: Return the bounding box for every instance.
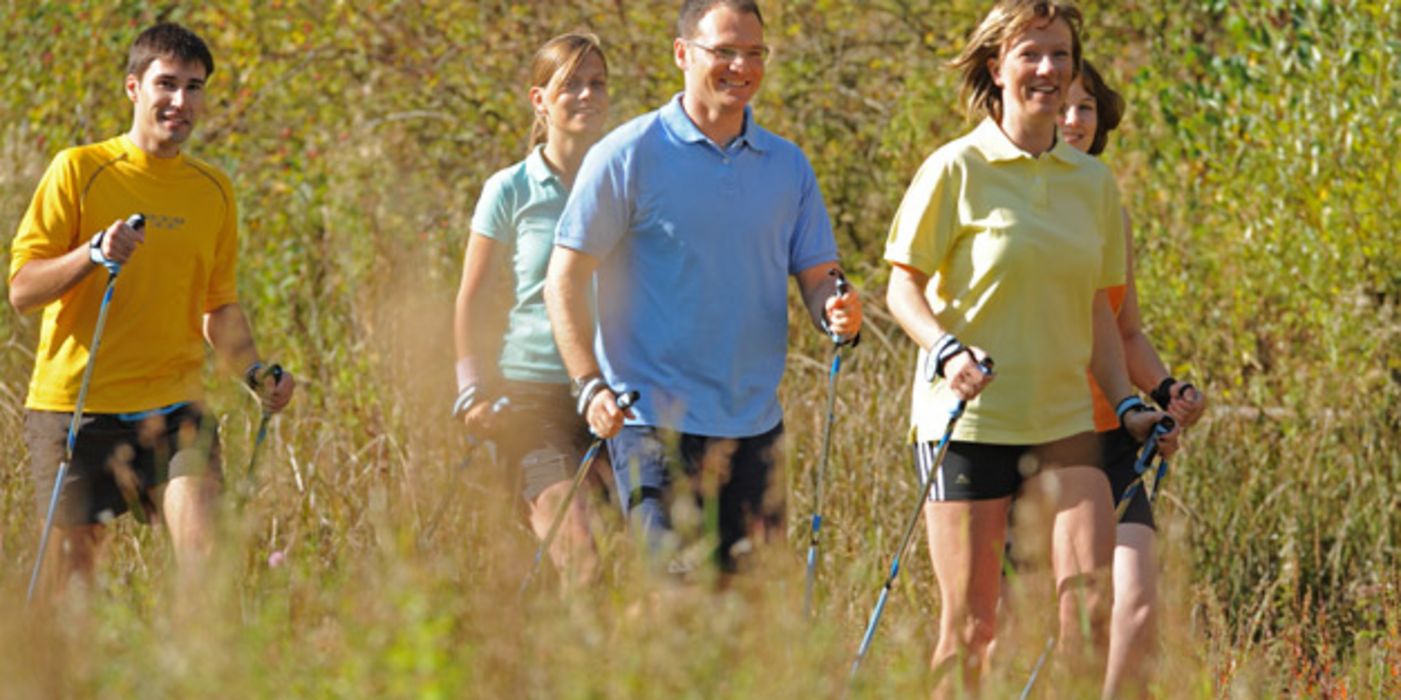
[925,497,1011,698]
[36,524,107,603]
[528,479,599,589]
[1022,432,1115,690]
[1103,523,1157,699]
[156,474,219,576]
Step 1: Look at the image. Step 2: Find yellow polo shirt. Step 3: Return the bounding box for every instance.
[10,136,239,413]
[884,118,1125,444]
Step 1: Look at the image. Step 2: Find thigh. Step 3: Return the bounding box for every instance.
[26,410,134,525]
[156,405,223,484]
[924,497,1012,619]
[1024,431,1115,582]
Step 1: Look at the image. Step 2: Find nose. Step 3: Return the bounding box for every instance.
[1036,55,1057,76]
[170,88,186,108]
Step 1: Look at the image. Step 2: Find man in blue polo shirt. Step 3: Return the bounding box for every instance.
[545,0,862,572]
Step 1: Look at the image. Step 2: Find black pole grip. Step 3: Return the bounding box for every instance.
[616,390,640,411]
[126,213,146,231]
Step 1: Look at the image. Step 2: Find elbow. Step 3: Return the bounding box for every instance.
[9,283,36,315]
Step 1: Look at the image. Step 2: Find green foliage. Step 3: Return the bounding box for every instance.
[1,1,1398,697]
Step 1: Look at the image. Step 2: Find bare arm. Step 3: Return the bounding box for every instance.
[9,218,145,314]
[1116,210,1206,425]
[1091,289,1170,445]
[886,262,992,399]
[205,302,294,412]
[544,245,629,437]
[452,232,506,383]
[794,261,862,338]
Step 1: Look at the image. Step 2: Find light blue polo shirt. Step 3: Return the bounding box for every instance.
[556,94,838,437]
[472,145,571,384]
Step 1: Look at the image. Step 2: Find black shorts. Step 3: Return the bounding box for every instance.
[494,381,595,502]
[25,404,222,526]
[913,431,1101,501]
[1102,427,1155,530]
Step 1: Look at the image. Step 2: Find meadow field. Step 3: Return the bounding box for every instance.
[1,1,1397,697]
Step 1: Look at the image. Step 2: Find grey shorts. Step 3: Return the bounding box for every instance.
[25,404,222,526]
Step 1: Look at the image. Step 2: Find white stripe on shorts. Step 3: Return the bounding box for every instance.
[915,440,947,502]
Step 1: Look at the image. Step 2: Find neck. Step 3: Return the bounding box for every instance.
[997,110,1057,156]
[126,128,180,158]
[681,93,745,147]
[541,133,595,189]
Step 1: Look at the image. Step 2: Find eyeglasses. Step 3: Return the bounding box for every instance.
[686,40,771,64]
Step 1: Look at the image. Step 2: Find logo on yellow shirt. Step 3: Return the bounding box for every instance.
[146,214,187,231]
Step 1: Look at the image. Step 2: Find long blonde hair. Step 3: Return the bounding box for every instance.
[527,33,608,151]
[948,0,1083,122]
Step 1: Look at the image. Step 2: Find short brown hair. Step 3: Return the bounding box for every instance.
[527,33,608,151]
[127,22,214,80]
[1077,60,1124,156]
[676,0,765,39]
[949,0,1083,122]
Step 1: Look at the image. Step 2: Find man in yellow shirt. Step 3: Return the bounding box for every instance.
[8,22,295,599]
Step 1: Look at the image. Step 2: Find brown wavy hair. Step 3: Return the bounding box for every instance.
[1077,59,1125,156]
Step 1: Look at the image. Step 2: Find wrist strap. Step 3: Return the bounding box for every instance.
[1115,395,1150,430]
[244,361,266,391]
[925,333,966,381]
[452,384,478,418]
[1150,377,1177,410]
[575,377,608,416]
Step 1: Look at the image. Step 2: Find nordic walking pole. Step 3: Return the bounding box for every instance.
[1114,416,1175,521]
[27,214,145,605]
[849,358,992,681]
[1018,635,1057,700]
[520,389,639,595]
[419,396,513,547]
[804,272,857,617]
[235,363,284,509]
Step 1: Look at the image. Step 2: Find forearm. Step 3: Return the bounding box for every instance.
[886,264,945,351]
[452,233,502,385]
[8,247,99,314]
[544,247,601,380]
[204,303,260,377]
[1121,329,1171,393]
[796,261,840,331]
[1089,291,1134,403]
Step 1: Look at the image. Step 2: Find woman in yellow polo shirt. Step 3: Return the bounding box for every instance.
[1061,60,1207,698]
[452,33,610,587]
[882,0,1175,691]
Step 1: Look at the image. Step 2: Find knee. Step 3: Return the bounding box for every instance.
[1058,572,1112,626]
[1114,585,1157,635]
[942,608,998,652]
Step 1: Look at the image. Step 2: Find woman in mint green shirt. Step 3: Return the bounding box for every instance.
[451,33,609,587]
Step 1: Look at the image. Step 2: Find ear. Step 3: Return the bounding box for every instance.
[987,55,1004,88]
[125,74,140,102]
[528,85,547,115]
[673,37,689,71]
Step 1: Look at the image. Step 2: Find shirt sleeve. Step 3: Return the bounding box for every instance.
[883,152,960,276]
[555,137,631,259]
[1097,173,1127,288]
[204,170,240,311]
[9,149,82,282]
[470,169,514,243]
[786,150,838,274]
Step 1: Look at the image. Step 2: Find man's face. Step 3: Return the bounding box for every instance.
[126,56,206,154]
[674,5,766,115]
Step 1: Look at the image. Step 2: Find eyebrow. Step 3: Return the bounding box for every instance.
[152,72,205,86]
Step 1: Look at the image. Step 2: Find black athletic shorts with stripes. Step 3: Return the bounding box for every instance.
[912,431,1101,501]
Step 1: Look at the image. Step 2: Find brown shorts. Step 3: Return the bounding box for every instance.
[494,382,595,502]
[25,404,222,526]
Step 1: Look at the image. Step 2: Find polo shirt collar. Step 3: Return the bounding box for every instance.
[971,117,1073,164]
[524,144,560,185]
[661,93,770,153]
